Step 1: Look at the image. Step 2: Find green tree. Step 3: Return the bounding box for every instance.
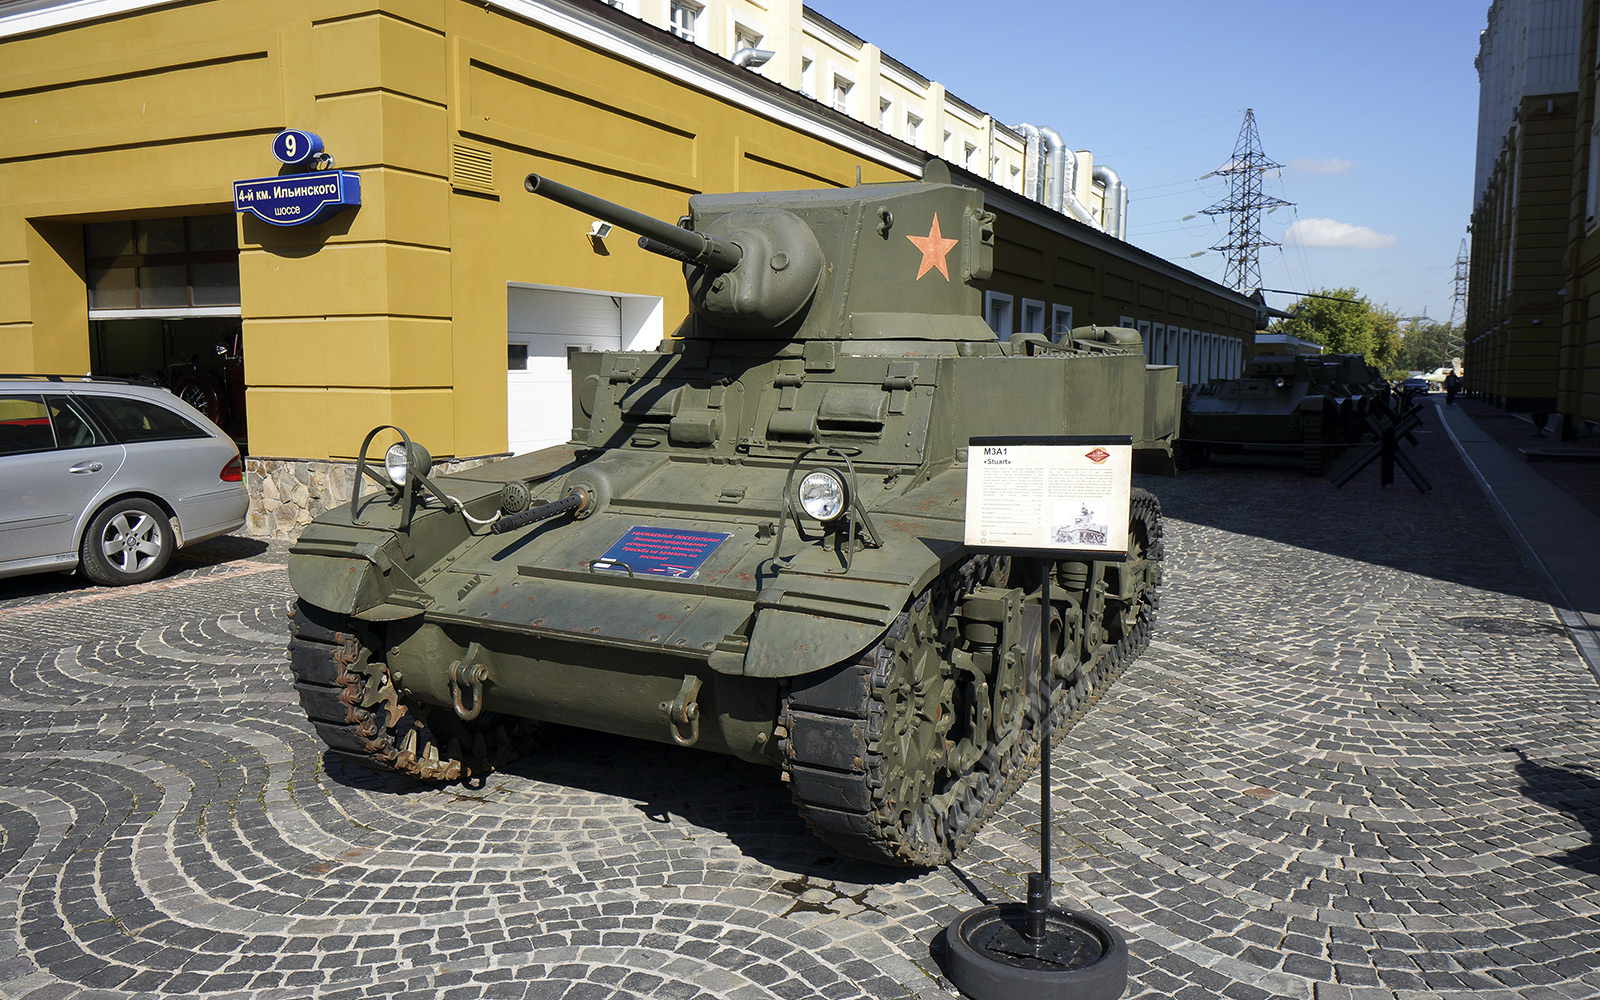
[1267,287,1416,377]
[1370,305,1404,377]
[1269,287,1376,358]
[1393,320,1453,375]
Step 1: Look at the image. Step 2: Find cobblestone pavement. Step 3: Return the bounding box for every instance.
[3,409,1599,1000]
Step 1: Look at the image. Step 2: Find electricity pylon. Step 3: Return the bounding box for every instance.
[1201,109,1293,294]
[1445,237,1468,366]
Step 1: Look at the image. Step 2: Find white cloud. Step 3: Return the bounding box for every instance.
[1284,218,1397,250]
[1289,157,1356,175]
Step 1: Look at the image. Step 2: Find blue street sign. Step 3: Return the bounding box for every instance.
[272,129,324,166]
[233,170,361,227]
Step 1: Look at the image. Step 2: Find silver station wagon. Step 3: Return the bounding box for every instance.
[0,376,248,585]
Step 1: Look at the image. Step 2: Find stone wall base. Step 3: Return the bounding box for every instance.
[244,454,509,541]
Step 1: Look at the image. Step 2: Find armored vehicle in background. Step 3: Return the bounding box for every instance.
[285,163,1179,866]
[1180,352,1355,476]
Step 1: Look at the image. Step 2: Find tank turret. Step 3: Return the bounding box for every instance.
[528,160,994,339]
[285,165,1179,866]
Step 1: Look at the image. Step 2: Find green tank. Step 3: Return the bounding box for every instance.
[285,162,1178,866]
[1180,352,1346,476]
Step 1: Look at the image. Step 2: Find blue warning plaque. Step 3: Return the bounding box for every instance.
[597,526,729,579]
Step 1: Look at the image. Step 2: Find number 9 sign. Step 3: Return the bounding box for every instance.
[272,129,325,166]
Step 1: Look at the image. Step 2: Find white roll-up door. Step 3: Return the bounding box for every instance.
[507,287,622,455]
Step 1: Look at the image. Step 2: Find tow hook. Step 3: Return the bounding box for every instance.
[661,674,703,746]
[448,648,489,721]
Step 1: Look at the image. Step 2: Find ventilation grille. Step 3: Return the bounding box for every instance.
[452,143,496,195]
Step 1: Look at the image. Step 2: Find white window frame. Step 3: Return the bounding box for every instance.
[669,0,702,44]
[831,73,854,116]
[1050,304,1074,342]
[879,97,893,131]
[985,291,1014,336]
[1021,298,1046,334]
[800,55,815,98]
[1138,320,1153,361]
[942,130,954,158]
[905,111,923,146]
[964,142,979,173]
[734,22,762,50]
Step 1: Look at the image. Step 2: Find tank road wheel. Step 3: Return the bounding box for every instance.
[779,504,1165,868]
[287,600,526,783]
[779,563,987,866]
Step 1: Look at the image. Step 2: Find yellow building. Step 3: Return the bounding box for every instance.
[1,0,1260,536]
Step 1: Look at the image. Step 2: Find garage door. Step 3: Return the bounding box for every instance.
[507,288,622,455]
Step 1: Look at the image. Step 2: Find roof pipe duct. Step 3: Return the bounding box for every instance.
[1044,127,1101,229]
[1036,125,1068,213]
[1017,123,1103,230]
[1016,123,1045,203]
[1093,164,1127,240]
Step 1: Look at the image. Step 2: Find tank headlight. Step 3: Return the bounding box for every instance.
[798,469,848,522]
[1274,377,1289,389]
[384,440,433,484]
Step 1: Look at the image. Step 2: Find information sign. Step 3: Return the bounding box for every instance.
[963,436,1132,559]
[233,170,361,227]
[596,526,729,579]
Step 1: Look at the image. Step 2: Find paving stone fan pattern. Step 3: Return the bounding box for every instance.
[3,423,1600,1000]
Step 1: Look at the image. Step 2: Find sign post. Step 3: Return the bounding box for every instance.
[944,435,1133,999]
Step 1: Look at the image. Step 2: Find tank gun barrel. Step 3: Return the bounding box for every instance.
[525,173,742,272]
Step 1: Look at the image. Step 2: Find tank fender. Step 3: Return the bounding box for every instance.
[737,575,914,678]
[288,523,428,620]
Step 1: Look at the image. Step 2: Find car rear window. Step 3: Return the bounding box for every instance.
[0,394,54,455]
[80,394,209,444]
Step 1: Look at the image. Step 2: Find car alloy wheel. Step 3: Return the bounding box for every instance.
[80,498,174,586]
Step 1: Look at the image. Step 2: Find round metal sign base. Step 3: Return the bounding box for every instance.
[944,903,1128,1000]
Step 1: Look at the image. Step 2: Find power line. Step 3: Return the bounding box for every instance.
[1200,109,1293,295]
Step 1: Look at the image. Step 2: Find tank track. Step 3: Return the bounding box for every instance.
[286,600,526,783]
[778,490,1163,866]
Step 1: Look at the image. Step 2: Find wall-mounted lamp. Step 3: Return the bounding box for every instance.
[588,220,613,255]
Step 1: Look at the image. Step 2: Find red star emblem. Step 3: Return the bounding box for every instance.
[1086,448,1110,464]
[906,214,959,281]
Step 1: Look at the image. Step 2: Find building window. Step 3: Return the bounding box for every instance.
[85,215,240,312]
[669,0,702,44]
[1008,165,1022,192]
[879,97,893,131]
[984,291,1014,336]
[735,24,762,50]
[1588,118,1600,230]
[942,130,954,158]
[832,75,854,115]
[964,142,979,172]
[1051,304,1074,341]
[904,112,922,145]
[1138,320,1153,361]
[800,56,814,97]
[1021,299,1046,334]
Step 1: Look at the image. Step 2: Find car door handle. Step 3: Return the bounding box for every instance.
[68,461,103,474]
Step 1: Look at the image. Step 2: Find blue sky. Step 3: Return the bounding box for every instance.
[806,0,1485,324]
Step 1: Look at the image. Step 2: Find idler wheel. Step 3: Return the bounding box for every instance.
[944,890,1127,998]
